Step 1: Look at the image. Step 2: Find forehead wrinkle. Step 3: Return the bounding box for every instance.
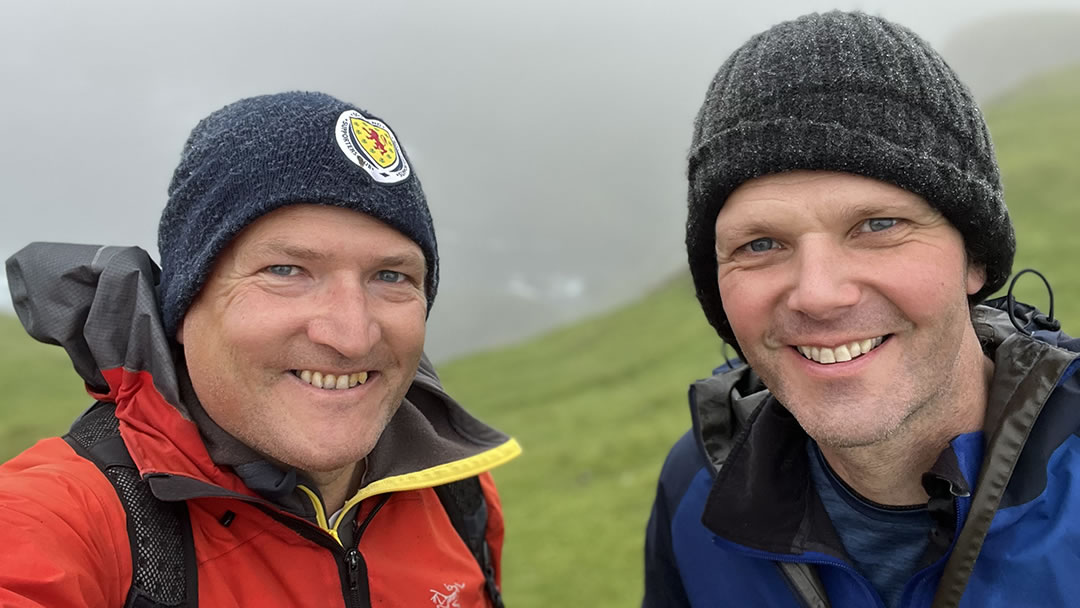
[246,239,329,263]
[715,192,809,246]
[833,199,927,220]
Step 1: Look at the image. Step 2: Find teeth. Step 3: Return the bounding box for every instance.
[833,345,851,362]
[796,336,886,365]
[293,369,370,390]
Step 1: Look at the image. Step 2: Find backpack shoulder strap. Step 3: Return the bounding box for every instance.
[433,477,504,608]
[64,402,197,608]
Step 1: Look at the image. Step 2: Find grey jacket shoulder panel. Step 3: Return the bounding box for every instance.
[7,243,182,409]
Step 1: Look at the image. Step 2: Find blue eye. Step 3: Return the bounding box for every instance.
[863,218,898,232]
[266,265,298,276]
[746,237,777,253]
[377,270,406,283]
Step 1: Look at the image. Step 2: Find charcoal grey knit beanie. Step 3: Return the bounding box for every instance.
[686,11,1015,348]
[158,91,438,338]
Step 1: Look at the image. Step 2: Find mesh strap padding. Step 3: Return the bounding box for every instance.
[65,403,193,608]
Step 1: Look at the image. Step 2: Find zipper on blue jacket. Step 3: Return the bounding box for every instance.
[897,491,971,607]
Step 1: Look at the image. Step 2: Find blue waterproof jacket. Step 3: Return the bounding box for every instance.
[643,302,1080,607]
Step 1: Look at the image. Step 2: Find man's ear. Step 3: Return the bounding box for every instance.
[966,263,987,296]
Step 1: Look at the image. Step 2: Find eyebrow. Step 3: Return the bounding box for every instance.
[842,202,908,218]
[250,240,329,262]
[716,200,916,244]
[376,252,425,267]
[715,220,785,246]
[249,240,425,270]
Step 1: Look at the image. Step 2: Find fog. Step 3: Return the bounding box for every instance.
[2,0,1078,360]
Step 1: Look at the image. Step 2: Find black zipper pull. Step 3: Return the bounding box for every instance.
[345,549,362,592]
[340,494,387,606]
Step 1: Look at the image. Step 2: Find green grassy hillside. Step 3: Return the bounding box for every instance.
[439,274,721,604]
[1,64,1079,606]
[985,63,1080,320]
[0,314,88,459]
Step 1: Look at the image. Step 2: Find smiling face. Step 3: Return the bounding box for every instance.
[714,171,987,448]
[178,204,428,476]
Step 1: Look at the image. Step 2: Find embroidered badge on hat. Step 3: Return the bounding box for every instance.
[334,110,411,184]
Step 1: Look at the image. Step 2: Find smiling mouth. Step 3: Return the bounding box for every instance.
[794,336,889,364]
[291,369,371,390]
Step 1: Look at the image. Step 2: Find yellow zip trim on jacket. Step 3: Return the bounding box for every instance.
[296,485,341,544]
[296,437,521,545]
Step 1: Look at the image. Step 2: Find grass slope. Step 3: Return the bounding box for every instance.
[439,275,722,605]
[985,64,1080,320]
[1,64,1078,606]
[0,315,88,460]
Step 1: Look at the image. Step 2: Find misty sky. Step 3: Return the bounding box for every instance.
[3,0,1078,360]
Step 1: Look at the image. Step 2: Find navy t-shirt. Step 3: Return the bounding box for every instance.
[807,441,932,608]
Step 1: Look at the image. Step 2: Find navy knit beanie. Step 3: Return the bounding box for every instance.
[158,91,438,338]
[686,11,1015,349]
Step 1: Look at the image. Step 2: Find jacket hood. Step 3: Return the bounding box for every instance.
[6,242,520,508]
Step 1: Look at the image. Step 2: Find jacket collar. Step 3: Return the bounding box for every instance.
[691,304,1077,557]
[8,242,520,512]
[700,395,847,557]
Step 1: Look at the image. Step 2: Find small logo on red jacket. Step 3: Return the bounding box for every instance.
[429,582,465,608]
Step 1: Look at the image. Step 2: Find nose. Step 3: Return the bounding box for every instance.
[305,275,381,359]
[784,237,861,320]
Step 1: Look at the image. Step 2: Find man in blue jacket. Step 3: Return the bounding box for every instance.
[643,10,1080,608]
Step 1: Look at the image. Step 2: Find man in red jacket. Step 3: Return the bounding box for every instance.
[1,91,520,607]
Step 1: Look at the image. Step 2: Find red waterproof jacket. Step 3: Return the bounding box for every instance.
[0,243,521,607]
